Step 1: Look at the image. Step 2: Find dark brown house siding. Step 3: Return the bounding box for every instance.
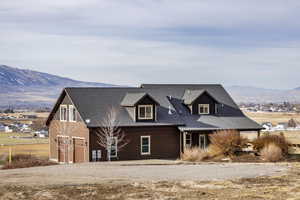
[89,126,180,161]
[48,94,90,163]
[191,92,217,115]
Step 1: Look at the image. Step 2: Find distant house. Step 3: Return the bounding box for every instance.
[274,123,287,131]
[0,124,13,133]
[46,84,262,163]
[20,114,37,119]
[261,122,273,131]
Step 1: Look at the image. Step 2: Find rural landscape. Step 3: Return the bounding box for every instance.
[0,109,300,199]
[2,1,300,200]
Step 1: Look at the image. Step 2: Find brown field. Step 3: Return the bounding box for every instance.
[244,111,300,125]
[0,143,49,160]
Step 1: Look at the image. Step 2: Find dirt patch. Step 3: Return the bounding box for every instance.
[0,163,299,200]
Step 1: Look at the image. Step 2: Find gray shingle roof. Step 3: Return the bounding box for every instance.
[50,84,262,131]
[120,92,159,106]
[182,90,205,105]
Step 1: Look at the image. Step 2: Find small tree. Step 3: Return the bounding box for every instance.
[288,118,298,128]
[95,107,129,161]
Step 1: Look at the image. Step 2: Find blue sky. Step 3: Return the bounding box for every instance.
[0,0,299,89]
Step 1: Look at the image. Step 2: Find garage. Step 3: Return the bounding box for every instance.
[58,136,69,163]
[73,138,85,163]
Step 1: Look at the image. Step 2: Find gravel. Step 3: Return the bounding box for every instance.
[0,161,288,186]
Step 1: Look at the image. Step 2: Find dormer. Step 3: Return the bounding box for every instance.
[182,89,219,115]
[121,93,160,122]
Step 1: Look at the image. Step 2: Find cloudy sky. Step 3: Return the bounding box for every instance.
[0,0,299,89]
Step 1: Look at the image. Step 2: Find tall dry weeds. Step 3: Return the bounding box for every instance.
[260,143,283,162]
[181,148,210,162]
[209,130,249,157]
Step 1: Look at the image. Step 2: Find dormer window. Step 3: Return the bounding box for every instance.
[199,104,209,114]
[138,105,153,120]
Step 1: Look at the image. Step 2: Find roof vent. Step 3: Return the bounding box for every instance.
[168,105,172,115]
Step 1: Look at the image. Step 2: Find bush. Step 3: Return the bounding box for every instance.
[260,143,283,162]
[252,135,290,155]
[181,147,210,162]
[209,130,249,156]
[2,154,57,170]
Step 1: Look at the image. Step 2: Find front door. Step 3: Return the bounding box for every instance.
[199,134,207,149]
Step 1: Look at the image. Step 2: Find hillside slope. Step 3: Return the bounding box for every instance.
[0,65,114,108]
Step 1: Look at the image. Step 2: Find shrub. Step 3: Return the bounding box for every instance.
[260,143,283,162]
[181,148,210,162]
[2,154,57,170]
[209,130,249,156]
[252,134,290,155]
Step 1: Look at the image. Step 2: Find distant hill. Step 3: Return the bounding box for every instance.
[0,64,300,108]
[0,65,114,108]
[226,86,300,103]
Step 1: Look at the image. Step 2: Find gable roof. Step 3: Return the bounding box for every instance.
[46,84,262,131]
[120,92,160,106]
[182,89,218,105]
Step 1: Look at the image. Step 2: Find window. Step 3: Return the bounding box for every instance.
[141,136,151,155]
[198,104,210,114]
[92,150,102,162]
[60,105,67,121]
[199,135,207,149]
[185,133,192,148]
[138,105,153,120]
[110,137,117,158]
[69,105,76,122]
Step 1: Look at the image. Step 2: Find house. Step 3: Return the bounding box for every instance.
[261,122,273,131]
[274,122,287,131]
[46,84,262,163]
[0,124,13,133]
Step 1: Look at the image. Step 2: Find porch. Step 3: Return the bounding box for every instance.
[180,131,212,152]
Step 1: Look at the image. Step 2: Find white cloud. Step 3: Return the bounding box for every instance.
[0,0,300,89]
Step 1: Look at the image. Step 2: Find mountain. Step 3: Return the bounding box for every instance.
[1,64,300,108]
[0,65,114,108]
[226,85,300,103]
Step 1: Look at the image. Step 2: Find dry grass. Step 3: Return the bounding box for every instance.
[0,143,49,160]
[181,148,210,162]
[252,134,290,155]
[260,143,283,162]
[244,111,300,124]
[209,130,249,156]
[0,132,48,145]
[0,163,299,200]
[2,154,56,170]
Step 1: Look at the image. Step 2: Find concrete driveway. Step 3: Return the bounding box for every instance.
[0,160,288,186]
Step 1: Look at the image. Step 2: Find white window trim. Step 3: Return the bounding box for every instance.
[110,137,118,158]
[69,105,77,122]
[185,133,192,148]
[60,105,68,122]
[199,134,207,149]
[198,104,210,114]
[141,136,151,155]
[138,105,153,120]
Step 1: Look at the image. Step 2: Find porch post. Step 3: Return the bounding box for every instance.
[257,130,261,138]
[179,131,182,155]
[183,132,186,152]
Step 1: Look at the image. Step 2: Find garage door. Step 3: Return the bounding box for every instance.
[73,138,85,163]
[58,137,69,163]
